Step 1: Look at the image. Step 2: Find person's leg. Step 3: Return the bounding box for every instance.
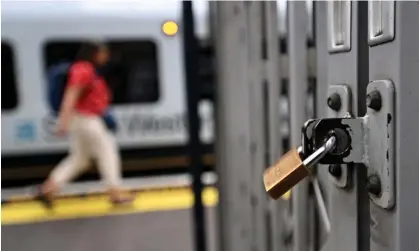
[40,117,91,199]
[41,154,90,198]
[88,117,133,203]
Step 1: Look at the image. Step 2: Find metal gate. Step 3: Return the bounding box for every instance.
[212,1,419,251]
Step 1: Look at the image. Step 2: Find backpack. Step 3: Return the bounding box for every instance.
[46,62,71,116]
[46,61,118,133]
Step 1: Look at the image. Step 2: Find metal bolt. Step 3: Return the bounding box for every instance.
[366,175,382,196]
[366,90,382,111]
[328,164,342,178]
[327,93,342,111]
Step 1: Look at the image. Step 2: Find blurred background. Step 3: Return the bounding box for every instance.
[1,0,315,251]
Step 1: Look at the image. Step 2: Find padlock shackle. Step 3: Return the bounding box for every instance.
[303,136,336,168]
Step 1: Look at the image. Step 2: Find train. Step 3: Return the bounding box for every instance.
[1,0,315,186]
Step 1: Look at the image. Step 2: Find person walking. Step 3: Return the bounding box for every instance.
[38,41,133,206]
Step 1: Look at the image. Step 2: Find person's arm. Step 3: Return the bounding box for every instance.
[56,86,83,134]
[56,63,93,135]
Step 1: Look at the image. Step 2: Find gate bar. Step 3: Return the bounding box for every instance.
[182,2,207,251]
[288,2,310,250]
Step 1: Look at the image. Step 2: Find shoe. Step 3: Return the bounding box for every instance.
[35,186,53,209]
[110,195,134,206]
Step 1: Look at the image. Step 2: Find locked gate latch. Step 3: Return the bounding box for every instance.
[303,80,395,209]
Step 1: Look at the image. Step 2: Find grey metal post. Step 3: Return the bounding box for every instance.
[213,3,252,251]
[315,1,328,121]
[288,2,309,251]
[314,4,332,248]
[318,1,370,251]
[246,2,269,251]
[368,1,419,250]
[213,2,278,251]
[264,1,288,251]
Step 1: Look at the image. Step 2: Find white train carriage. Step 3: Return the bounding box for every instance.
[1,0,313,183]
[1,0,213,156]
[1,0,218,183]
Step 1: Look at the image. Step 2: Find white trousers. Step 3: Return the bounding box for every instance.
[50,114,122,188]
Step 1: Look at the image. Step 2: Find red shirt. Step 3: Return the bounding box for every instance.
[66,61,110,116]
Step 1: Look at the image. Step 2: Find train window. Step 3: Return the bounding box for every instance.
[43,40,160,104]
[1,42,19,111]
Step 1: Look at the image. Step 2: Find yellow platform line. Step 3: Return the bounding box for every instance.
[2,187,218,226]
[4,185,196,203]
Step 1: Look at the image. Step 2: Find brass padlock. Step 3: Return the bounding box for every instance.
[263,136,336,200]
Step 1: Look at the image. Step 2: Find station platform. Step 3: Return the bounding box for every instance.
[2,173,219,251]
[2,172,217,224]
[3,208,218,251]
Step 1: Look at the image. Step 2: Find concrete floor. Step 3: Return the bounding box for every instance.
[2,208,218,251]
